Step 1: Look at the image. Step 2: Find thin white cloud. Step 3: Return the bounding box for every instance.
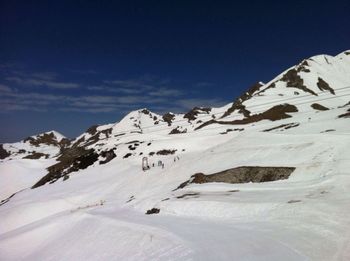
[6,75,80,89]
[149,88,183,97]
[0,84,12,93]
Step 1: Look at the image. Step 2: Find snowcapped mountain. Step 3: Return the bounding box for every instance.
[1,130,69,161]
[1,50,350,261]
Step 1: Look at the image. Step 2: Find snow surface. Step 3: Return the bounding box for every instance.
[1,50,350,260]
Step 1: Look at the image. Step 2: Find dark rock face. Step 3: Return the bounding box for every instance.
[281,69,317,96]
[24,132,70,148]
[169,127,187,134]
[176,166,295,189]
[156,149,177,155]
[32,147,99,188]
[338,108,350,118]
[145,208,160,215]
[123,153,132,158]
[222,82,263,118]
[317,77,335,95]
[184,107,212,121]
[99,149,116,164]
[197,104,298,130]
[263,123,299,132]
[311,103,329,111]
[141,109,150,115]
[86,125,99,135]
[0,145,10,159]
[23,152,49,159]
[162,113,175,126]
[75,128,112,147]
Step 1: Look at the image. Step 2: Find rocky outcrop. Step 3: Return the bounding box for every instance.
[162,113,175,126]
[184,107,211,121]
[0,145,10,160]
[311,103,329,111]
[197,104,298,130]
[176,166,295,189]
[222,82,263,118]
[317,77,335,95]
[32,147,99,188]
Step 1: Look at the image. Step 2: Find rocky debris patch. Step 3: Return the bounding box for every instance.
[126,195,135,203]
[169,127,187,134]
[32,147,99,188]
[0,191,19,206]
[197,104,298,130]
[338,108,350,118]
[317,77,335,94]
[141,109,150,115]
[321,129,336,133]
[23,152,49,159]
[0,144,11,159]
[75,127,112,147]
[281,68,317,96]
[222,82,263,118]
[99,149,116,164]
[176,192,200,199]
[123,153,132,159]
[156,149,177,155]
[162,112,175,126]
[86,125,99,135]
[145,208,160,215]
[263,123,300,132]
[296,60,311,72]
[287,200,302,204]
[184,107,211,121]
[311,103,329,111]
[176,166,295,189]
[220,128,244,134]
[24,132,70,148]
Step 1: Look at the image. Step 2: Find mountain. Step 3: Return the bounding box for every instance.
[1,50,350,260]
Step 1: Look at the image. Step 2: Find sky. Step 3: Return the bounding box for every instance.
[0,0,349,142]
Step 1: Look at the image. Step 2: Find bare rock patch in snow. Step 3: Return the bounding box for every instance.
[176,166,295,189]
[311,103,329,111]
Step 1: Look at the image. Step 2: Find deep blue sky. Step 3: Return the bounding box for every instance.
[1,0,349,142]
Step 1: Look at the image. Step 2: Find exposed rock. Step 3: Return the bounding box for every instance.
[263,123,300,132]
[281,68,317,96]
[287,200,302,204]
[169,127,187,134]
[176,192,200,199]
[32,147,99,188]
[123,153,132,159]
[24,132,70,148]
[338,110,350,118]
[145,208,160,215]
[0,144,10,159]
[23,152,49,159]
[311,103,329,111]
[197,104,298,130]
[86,125,99,135]
[176,166,295,189]
[321,129,335,133]
[141,109,150,115]
[184,107,211,121]
[317,77,335,94]
[156,149,177,155]
[222,82,263,118]
[99,149,116,164]
[162,113,175,126]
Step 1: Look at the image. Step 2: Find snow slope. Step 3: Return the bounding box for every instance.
[1,50,350,260]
